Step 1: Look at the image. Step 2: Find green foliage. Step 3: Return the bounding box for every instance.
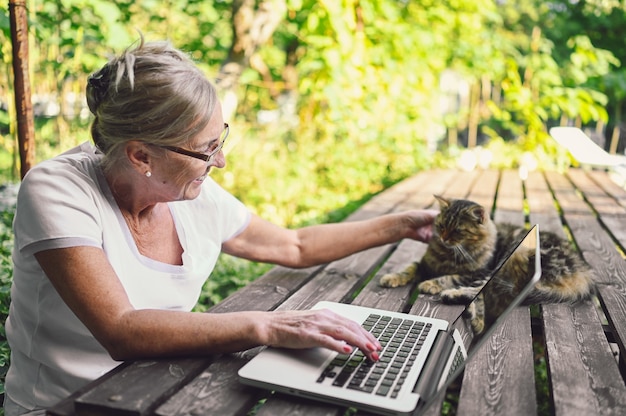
[477,16,615,154]
[293,0,457,152]
[195,255,273,311]
[0,207,14,400]
[2,0,624,184]
[215,122,431,227]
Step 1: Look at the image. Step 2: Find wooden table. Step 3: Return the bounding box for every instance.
[47,168,626,416]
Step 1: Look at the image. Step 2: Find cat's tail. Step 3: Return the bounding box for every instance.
[524,268,596,304]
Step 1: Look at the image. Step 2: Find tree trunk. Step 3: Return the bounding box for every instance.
[9,0,35,179]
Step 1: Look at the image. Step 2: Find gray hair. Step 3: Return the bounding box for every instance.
[86,37,218,173]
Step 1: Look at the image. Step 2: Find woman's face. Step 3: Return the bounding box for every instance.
[152,104,227,201]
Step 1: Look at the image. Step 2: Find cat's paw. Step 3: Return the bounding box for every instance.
[379,263,417,288]
[441,287,480,303]
[471,317,485,335]
[440,288,465,303]
[418,279,443,295]
[379,272,407,288]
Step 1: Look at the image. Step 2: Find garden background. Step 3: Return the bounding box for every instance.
[1,0,626,406]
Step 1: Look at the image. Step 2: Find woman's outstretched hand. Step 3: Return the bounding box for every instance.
[404,209,438,243]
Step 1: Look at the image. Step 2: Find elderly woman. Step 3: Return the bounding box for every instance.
[3,38,436,415]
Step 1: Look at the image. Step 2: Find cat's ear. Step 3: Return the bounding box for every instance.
[434,195,450,209]
[470,206,486,224]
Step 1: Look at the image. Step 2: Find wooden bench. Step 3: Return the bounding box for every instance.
[47,168,626,416]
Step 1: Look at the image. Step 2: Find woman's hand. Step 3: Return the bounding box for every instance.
[259,309,382,361]
[404,209,438,243]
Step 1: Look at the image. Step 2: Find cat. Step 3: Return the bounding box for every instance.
[379,195,595,334]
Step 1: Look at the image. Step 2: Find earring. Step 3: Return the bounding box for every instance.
[145,171,152,178]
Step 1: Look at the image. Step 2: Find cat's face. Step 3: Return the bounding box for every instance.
[432,195,492,248]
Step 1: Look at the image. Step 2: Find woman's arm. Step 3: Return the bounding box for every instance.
[222,210,437,268]
[35,246,380,361]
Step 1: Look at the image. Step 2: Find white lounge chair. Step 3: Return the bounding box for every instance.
[550,126,626,167]
[549,126,626,187]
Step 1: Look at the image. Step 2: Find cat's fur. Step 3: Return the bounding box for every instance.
[379,196,595,319]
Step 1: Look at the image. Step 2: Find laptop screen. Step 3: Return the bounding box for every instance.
[419,225,541,412]
[453,224,540,339]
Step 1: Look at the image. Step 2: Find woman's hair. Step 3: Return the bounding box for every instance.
[86,36,218,173]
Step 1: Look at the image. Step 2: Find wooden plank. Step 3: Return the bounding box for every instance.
[597,284,626,368]
[569,169,626,253]
[526,170,562,233]
[352,239,426,312]
[253,394,342,416]
[47,362,136,416]
[402,170,461,208]
[544,172,626,415]
[494,169,525,225]
[565,214,626,359]
[568,169,626,215]
[526,172,602,415]
[469,169,500,212]
[455,168,536,415]
[74,358,214,416]
[564,213,626,286]
[587,170,626,209]
[438,169,480,200]
[210,265,323,313]
[456,307,537,415]
[598,214,626,252]
[154,350,267,416]
[544,171,589,214]
[542,303,625,415]
[370,169,466,213]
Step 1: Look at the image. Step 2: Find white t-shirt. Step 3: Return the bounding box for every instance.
[4,142,251,412]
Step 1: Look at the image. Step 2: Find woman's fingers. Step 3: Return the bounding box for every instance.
[313,310,381,360]
[264,309,381,360]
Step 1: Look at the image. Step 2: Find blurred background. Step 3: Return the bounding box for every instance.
[1,0,626,400]
[2,0,625,226]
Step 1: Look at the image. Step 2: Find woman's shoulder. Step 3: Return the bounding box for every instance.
[23,142,101,184]
[35,141,100,167]
[18,142,106,209]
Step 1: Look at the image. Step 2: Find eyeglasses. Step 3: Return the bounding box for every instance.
[159,123,229,164]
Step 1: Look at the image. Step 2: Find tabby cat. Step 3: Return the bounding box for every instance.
[379,195,595,330]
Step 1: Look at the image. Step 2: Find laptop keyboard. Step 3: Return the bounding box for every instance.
[316,313,432,398]
[447,347,464,381]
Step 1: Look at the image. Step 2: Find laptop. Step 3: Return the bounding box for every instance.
[239,224,542,416]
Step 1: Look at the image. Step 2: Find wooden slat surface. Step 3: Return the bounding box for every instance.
[46,168,626,416]
[544,170,626,415]
[456,169,537,415]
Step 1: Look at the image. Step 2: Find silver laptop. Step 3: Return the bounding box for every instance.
[239,225,542,416]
